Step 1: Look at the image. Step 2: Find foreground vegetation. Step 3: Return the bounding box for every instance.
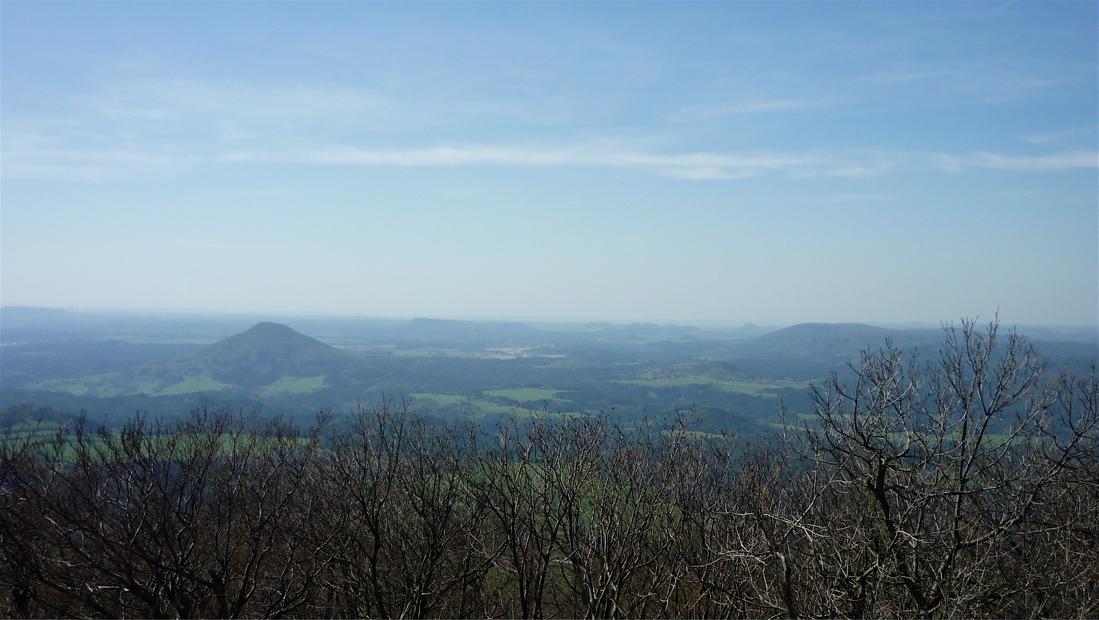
[1,321,1096,618]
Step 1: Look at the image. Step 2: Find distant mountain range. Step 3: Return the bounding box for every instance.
[727,323,945,363]
[725,321,1097,370]
[8,313,1096,402]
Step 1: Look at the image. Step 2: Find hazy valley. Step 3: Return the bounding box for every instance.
[3,307,1095,435]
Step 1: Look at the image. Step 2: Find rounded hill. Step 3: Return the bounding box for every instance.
[191,322,359,389]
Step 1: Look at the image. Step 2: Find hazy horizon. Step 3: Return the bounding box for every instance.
[4,304,1097,333]
[3,2,1096,326]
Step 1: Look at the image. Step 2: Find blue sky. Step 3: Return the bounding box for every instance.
[2,1,1096,325]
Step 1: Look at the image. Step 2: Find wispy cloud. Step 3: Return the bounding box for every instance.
[933,150,1098,173]
[0,112,878,180]
[1,78,892,180]
[1,118,181,181]
[1021,127,1095,145]
[306,143,881,180]
[4,77,1095,182]
[824,193,907,203]
[852,63,1075,108]
[978,0,1020,21]
[1,79,406,180]
[8,121,1093,182]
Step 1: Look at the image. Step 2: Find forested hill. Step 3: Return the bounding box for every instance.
[188,322,361,389]
[726,323,945,363]
[17,322,373,399]
[726,322,1097,372]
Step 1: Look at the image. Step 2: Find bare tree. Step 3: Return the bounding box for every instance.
[323,396,494,619]
[796,318,1099,618]
[0,408,334,619]
[471,413,576,619]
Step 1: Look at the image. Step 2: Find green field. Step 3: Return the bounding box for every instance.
[30,372,236,397]
[408,392,583,420]
[410,392,468,407]
[259,375,326,397]
[484,387,572,403]
[470,400,519,415]
[158,376,235,396]
[614,376,801,398]
[32,372,124,396]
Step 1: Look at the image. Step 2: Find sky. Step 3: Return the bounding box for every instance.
[2,1,1096,326]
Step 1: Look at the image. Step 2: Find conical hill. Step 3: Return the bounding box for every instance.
[31,322,363,397]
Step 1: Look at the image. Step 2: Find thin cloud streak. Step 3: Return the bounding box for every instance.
[934,150,1099,173]
[5,75,1094,181]
[7,128,1095,181]
[1021,127,1094,145]
[308,144,878,179]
